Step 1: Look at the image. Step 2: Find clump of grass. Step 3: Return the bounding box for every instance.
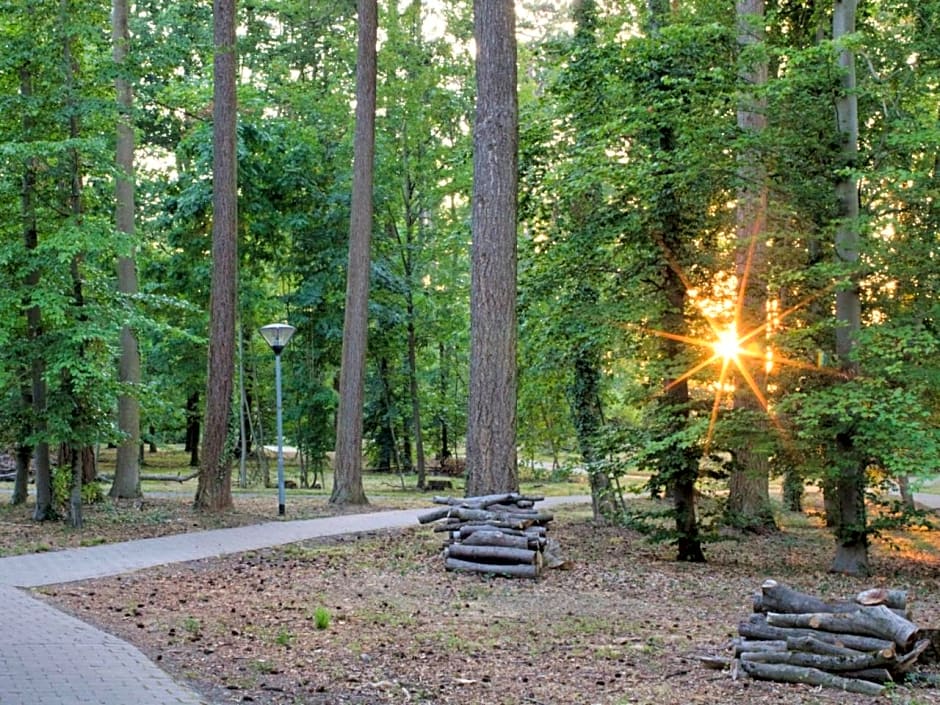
[313,606,331,630]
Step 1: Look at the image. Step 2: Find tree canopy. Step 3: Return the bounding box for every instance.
[1,0,937,572]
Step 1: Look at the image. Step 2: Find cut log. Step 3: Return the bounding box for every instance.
[444,557,539,578]
[739,647,895,672]
[460,531,534,551]
[739,614,895,653]
[739,660,885,696]
[766,605,918,650]
[698,655,733,670]
[433,493,516,508]
[445,543,538,565]
[856,588,908,610]
[457,524,529,538]
[842,668,893,684]
[432,493,545,509]
[418,506,456,524]
[755,580,907,617]
[785,635,890,659]
[731,638,787,656]
[755,579,856,615]
[439,507,548,527]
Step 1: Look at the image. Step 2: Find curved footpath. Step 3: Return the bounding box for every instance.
[0,495,590,705]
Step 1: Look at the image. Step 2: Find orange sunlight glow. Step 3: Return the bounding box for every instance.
[713,324,742,361]
[629,241,850,450]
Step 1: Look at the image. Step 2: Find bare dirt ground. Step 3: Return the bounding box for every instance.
[6,494,937,705]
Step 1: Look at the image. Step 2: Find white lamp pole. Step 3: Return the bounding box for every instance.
[259,323,296,516]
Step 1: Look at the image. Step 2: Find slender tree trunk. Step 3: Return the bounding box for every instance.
[331,0,377,505]
[62,0,93,526]
[663,275,705,562]
[829,0,867,575]
[646,0,704,562]
[12,445,30,506]
[195,0,238,511]
[238,324,248,489]
[387,200,428,487]
[726,0,775,532]
[438,342,451,461]
[19,56,52,515]
[186,391,201,467]
[572,336,614,520]
[466,0,519,497]
[111,0,142,499]
[568,0,615,521]
[407,309,427,488]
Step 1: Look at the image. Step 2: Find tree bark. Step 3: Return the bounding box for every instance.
[739,660,884,696]
[740,648,894,672]
[12,445,31,506]
[566,1,616,521]
[766,606,918,651]
[644,0,704,563]
[445,557,538,579]
[739,613,895,653]
[856,588,908,610]
[185,391,200,467]
[726,0,776,533]
[62,0,93,526]
[754,579,858,615]
[195,0,238,511]
[331,0,377,506]
[19,0,53,524]
[829,0,868,576]
[111,0,142,499]
[14,51,35,508]
[445,544,538,565]
[465,0,519,497]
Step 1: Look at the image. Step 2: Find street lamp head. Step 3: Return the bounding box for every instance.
[259,323,296,355]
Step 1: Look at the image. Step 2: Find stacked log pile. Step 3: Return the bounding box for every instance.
[705,579,933,696]
[418,493,556,578]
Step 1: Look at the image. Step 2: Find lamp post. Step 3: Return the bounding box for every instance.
[259,323,296,516]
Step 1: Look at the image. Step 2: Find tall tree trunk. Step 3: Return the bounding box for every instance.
[726,0,775,532]
[466,0,519,497]
[567,0,616,521]
[195,0,238,512]
[12,445,30,506]
[390,206,428,488]
[663,273,705,562]
[186,391,201,467]
[62,0,92,527]
[331,0,377,505]
[647,0,704,562]
[572,340,614,520]
[830,0,867,576]
[407,309,427,488]
[438,341,451,461]
[111,0,142,499]
[19,54,52,514]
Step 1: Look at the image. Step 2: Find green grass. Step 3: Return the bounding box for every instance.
[96,445,591,502]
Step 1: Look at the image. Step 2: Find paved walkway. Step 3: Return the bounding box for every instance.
[0,496,589,705]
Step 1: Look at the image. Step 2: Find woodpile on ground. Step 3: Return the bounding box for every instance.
[702,579,938,696]
[418,493,561,578]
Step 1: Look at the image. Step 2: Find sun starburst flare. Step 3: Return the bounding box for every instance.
[627,276,847,449]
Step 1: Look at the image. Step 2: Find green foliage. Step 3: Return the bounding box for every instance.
[313,606,330,631]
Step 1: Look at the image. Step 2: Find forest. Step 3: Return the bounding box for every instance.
[1,0,938,579]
